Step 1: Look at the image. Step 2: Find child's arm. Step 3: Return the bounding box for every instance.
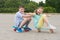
[22,14,31,18]
[22,13,35,18]
[26,13,35,16]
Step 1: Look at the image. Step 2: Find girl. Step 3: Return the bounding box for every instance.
[30,7,56,33]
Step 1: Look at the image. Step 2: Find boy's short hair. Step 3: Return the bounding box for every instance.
[19,5,24,8]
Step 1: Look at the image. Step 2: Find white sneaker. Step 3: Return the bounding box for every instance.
[49,24,56,29]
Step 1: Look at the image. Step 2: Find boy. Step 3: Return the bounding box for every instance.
[13,6,31,32]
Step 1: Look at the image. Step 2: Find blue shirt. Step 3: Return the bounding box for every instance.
[15,11,24,23]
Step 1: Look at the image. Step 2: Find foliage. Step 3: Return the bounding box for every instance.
[44,7,56,13]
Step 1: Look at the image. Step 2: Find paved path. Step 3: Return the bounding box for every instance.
[0,14,60,40]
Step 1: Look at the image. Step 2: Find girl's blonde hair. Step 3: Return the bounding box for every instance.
[34,9,37,13]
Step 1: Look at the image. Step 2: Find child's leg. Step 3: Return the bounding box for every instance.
[19,17,31,28]
[13,20,21,31]
[25,18,31,27]
[22,18,32,32]
[43,15,54,33]
[19,18,28,28]
[16,19,29,32]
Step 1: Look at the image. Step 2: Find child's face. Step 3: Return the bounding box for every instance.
[19,7,25,13]
[36,8,43,14]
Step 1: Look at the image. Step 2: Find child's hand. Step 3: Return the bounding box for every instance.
[26,13,35,16]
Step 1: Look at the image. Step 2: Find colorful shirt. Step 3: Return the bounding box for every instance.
[33,14,45,28]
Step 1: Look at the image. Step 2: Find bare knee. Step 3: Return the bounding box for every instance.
[27,18,31,21]
[23,18,31,21]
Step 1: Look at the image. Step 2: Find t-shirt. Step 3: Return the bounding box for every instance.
[33,14,46,28]
[15,11,24,23]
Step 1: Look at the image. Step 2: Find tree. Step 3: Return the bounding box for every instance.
[39,1,45,7]
[0,0,5,8]
[44,7,56,13]
[25,1,39,12]
[46,0,60,13]
[0,0,39,13]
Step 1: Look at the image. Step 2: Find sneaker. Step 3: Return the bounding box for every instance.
[37,28,41,32]
[16,28,23,33]
[24,27,32,30]
[48,24,56,33]
[24,27,32,32]
[49,24,56,29]
[12,26,18,31]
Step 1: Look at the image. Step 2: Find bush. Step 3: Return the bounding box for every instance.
[0,0,39,13]
[0,8,18,13]
[0,1,39,13]
[44,7,56,13]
